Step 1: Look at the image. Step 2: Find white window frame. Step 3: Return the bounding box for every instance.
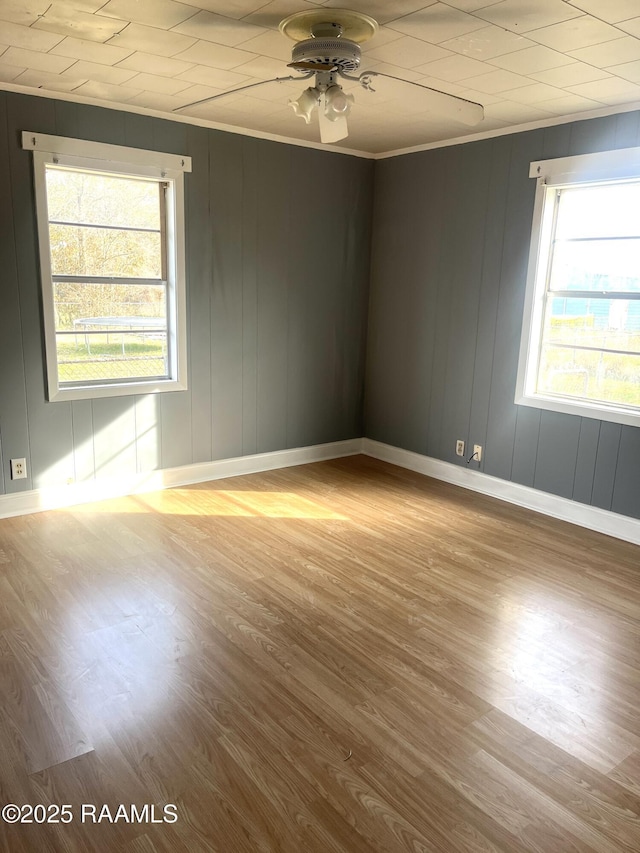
[23,131,191,402]
[516,145,640,429]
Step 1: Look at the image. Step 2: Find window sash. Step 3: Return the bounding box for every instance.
[26,133,189,402]
[517,148,640,428]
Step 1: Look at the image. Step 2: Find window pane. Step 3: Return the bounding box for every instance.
[555,182,640,240]
[537,344,640,407]
[46,167,161,230]
[53,282,168,383]
[549,239,640,293]
[542,296,640,353]
[49,223,162,278]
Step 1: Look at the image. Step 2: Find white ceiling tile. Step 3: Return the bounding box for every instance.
[441,25,534,60]
[176,63,252,89]
[569,37,640,68]
[0,20,64,50]
[172,11,267,46]
[124,72,193,94]
[386,3,487,43]
[499,81,564,103]
[530,62,611,87]
[244,77,302,101]
[1,0,639,153]
[1,45,73,73]
[568,77,640,104]
[357,60,425,83]
[456,87,503,105]
[0,0,50,26]
[51,35,133,64]
[459,67,533,93]
[363,27,407,50]
[115,51,195,77]
[32,7,127,42]
[72,79,143,100]
[619,18,640,38]
[474,0,583,33]
[411,76,466,95]
[532,93,602,113]
[238,29,293,62]
[233,76,294,101]
[193,0,267,18]
[483,99,554,121]
[14,68,85,91]
[322,0,438,27]
[173,40,257,70]
[529,17,621,52]
[43,0,107,11]
[488,45,574,74]
[414,54,489,81]
[184,99,257,125]
[100,0,197,28]
[564,0,640,24]
[60,59,137,84]
[606,59,640,85]
[0,63,25,81]
[438,0,503,10]
[233,55,290,78]
[173,83,224,106]
[366,35,452,68]
[219,93,285,116]
[126,90,187,110]
[107,23,196,56]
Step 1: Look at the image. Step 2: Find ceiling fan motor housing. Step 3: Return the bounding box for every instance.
[291,37,361,72]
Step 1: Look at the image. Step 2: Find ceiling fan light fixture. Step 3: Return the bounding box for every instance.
[288,86,320,123]
[175,10,484,147]
[318,95,349,143]
[324,84,353,121]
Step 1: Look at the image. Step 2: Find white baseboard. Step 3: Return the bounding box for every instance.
[0,439,361,519]
[362,438,640,547]
[3,436,639,548]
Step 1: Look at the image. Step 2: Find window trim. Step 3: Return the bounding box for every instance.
[516,146,640,429]
[23,132,191,402]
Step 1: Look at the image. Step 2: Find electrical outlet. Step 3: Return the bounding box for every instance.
[473,444,482,463]
[456,440,465,457]
[10,458,27,480]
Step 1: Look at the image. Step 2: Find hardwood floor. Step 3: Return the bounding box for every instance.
[1,454,640,852]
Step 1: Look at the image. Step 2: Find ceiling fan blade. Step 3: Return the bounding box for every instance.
[174,73,313,112]
[318,95,349,143]
[287,61,338,72]
[346,71,484,126]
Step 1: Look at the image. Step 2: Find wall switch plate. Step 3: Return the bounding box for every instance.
[456,440,465,457]
[10,458,27,480]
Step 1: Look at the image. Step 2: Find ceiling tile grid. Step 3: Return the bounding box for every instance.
[0,0,640,154]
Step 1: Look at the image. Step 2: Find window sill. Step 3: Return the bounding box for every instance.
[48,378,188,403]
[515,391,640,428]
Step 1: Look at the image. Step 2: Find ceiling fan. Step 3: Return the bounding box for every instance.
[175,8,485,144]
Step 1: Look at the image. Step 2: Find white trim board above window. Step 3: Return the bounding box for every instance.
[23,131,191,402]
[516,146,640,429]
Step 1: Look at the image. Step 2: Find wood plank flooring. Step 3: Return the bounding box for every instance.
[0,454,640,852]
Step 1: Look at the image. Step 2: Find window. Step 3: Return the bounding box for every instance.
[516,147,640,428]
[23,132,191,402]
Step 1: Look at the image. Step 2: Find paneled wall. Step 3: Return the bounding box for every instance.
[0,92,373,494]
[3,88,639,523]
[365,111,640,520]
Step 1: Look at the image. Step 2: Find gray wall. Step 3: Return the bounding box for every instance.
[0,92,373,494]
[365,111,640,520]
